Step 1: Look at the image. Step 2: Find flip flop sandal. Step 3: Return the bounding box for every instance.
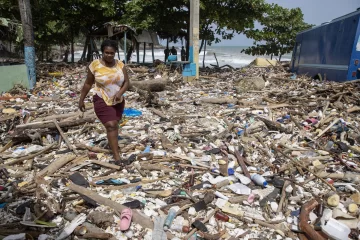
[192,220,208,232]
[126,154,137,165]
[130,178,141,183]
[123,200,144,209]
[96,179,127,186]
[204,148,221,155]
[92,164,101,170]
[109,160,125,166]
[193,200,207,212]
[119,208,133,231]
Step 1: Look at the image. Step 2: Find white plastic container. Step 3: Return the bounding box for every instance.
[234,173,252,185]
[251,174,268,187]
[322,218,350,240]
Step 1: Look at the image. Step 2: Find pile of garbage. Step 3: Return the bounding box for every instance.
[1,60,360,240]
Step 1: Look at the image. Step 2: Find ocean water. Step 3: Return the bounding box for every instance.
[73,45,292,68]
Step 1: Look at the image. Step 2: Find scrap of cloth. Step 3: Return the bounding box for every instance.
[89,59,125,106]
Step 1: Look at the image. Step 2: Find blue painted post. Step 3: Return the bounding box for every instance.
[24,46,36,89]
[183,0,199,80]
[18,0,36,89]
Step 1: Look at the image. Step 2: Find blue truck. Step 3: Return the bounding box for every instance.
[291,8,360,82]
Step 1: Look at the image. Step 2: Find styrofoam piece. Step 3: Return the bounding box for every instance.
[228,183,251,195]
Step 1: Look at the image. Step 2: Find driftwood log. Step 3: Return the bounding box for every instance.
[75,143,112,153]
[67,183,174,239]
[0,143,57,167]
[36,110,94,121]
[149,108,167,119]
[140,164,175,173]
[128,67,148,73]
[65,212,117,240]
[200,98,237,105]
[130,79,168,92]
[53,120,76,153]
[36,154,77,179]
[7,129,56,143]
[15,117,96,130]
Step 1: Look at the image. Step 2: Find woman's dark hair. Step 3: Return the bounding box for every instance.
[101,39,118,52]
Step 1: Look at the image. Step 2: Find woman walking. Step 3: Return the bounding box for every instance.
[79,39,129,165]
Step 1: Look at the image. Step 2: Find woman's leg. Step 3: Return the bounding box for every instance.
[104,120,120,161]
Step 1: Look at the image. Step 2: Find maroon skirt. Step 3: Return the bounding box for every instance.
[93,95,125,124]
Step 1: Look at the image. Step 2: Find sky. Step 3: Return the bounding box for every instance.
[216,0,360,46]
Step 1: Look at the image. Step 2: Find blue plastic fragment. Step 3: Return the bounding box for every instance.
[237,130,244,136]
[0,203,6,208]
[283,115,291,119]
[143,145,151,153]
[291,209,300,216]
[123,108,142,117]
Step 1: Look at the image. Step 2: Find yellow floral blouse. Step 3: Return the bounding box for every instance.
[89,59,125,106]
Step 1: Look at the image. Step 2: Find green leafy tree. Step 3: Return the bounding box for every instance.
[0,0,22,52]
[32,0,121,61]
[242,4,313,61]
[0,0,19,19]
[122,0,268,58]
[1,0,124,61]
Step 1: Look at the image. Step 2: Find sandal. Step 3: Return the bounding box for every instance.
[109,160,125,166]
[110,155,136,166]
[119,208,133,231]
[123,200,144,209]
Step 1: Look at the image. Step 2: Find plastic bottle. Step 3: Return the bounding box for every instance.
[189,169,195,186]
[23,207,32,221]
[325,141,334,151]
[215,211,230,222]
[345,185,357,192]
[163,208,177,230]
[183,169,195,188]
[251,174,268,187]
[214,191,229,200]
[122,185,141,194]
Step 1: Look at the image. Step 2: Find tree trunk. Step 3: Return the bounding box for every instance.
[18,0,36,89]
[203,40,207,68]
[136,42,140,63]
[199,39,204,54]
[126,46,133,63]
[86,37,92,62]
[165,38,169,62]
[71,28,75,63]
[80,36,89,62]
